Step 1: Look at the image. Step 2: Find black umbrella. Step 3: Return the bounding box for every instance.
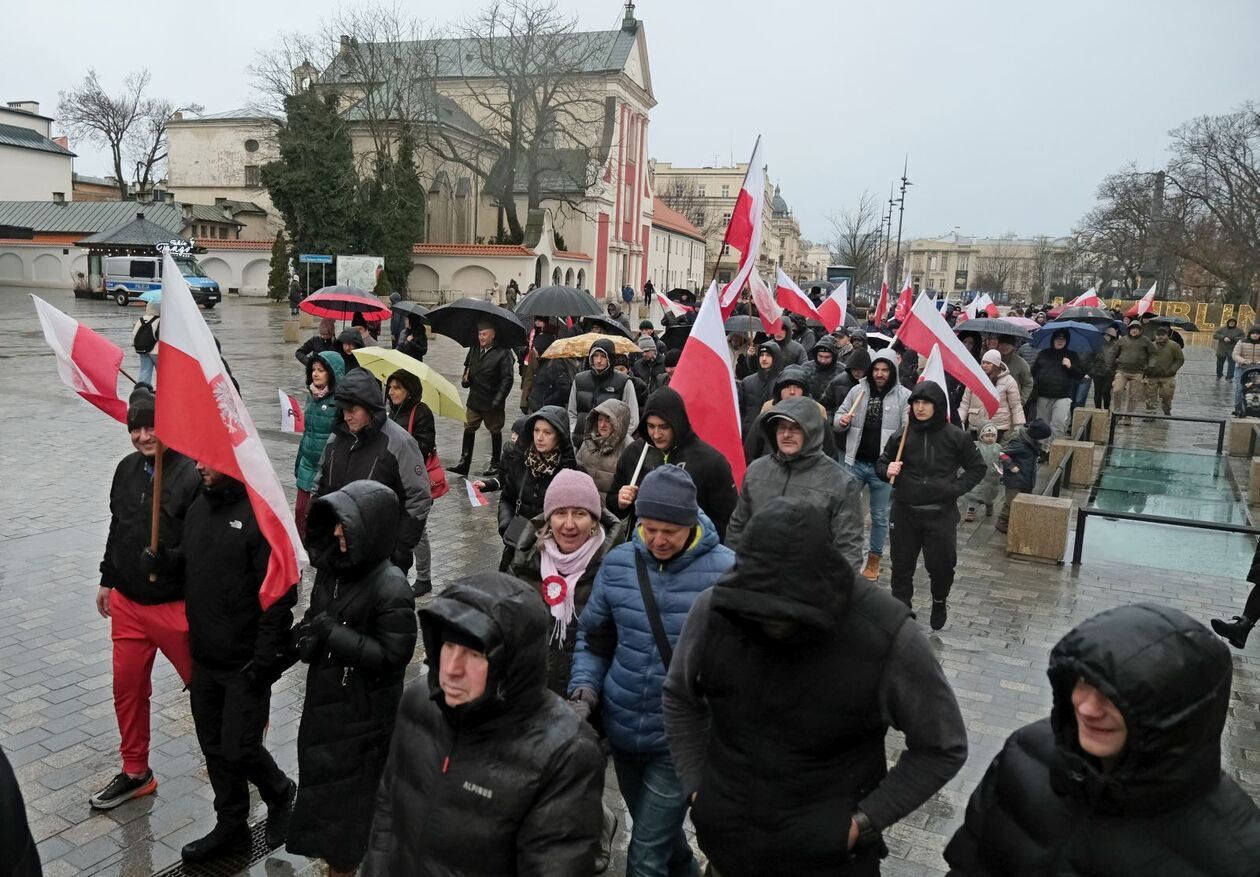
[666,288,697,305]
[578,314,635,340]
[391,301,429,320]
[1156,315,1199,331]
[798,278,835,292]
[1056,306,1116,327]
[952,317,1032,342]
[426,297,527,348]
[513,285,602,319]
[724,314,764,335]
[661,323,692,350]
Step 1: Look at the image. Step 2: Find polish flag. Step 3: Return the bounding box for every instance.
[893,271,914,323]
[1125,283,1158,318]
[917,344,951,418]
[655,291,693,318]
[278,389,305,433]
[719,138,765,317]
[872,262,890,326]
[749,270,784,334]
[670,280,746,486]
[155,253,306,608]
[31,295,128,423]
[1067,288,1101,308]
[774,267,822,321]
[963,293,995,321]
[465,478,489,508]
[896,292,999,416]
[816,280,849,333]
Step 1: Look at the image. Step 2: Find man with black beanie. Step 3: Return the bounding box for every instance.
[90,384,202,811]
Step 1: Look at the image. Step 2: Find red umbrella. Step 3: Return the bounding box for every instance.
[299,285,392,320]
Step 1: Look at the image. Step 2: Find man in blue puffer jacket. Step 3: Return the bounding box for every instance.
[569,465,734,877]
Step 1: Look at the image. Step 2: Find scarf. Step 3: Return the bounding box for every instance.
[525,446,562,479]
[309,383,331,399]
[539,527,605,644]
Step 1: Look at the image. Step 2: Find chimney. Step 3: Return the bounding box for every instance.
[215,196,227,205]
[622,1,637,31]
[164,191,175,204]
[52,192,65,204]
[172,111,183,121]
[5,100,40,115]
[340,34,351,53]
[52,135,69,149]
[136,211,145,221]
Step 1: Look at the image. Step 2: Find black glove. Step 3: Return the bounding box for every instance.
[295,613,336,663]
[140,545,174,576]
[390,545,415,573]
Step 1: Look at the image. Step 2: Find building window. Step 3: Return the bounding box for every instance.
[721,184,730,198]
[244,165,260,186]
[698,185,706,197]
[956,255,969,271]
[244,138,259,153]
[721,212,731,226]
[928,255,938,270]
[674,181,683,196]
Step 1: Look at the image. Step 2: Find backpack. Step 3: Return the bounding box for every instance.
[134,317,158,353]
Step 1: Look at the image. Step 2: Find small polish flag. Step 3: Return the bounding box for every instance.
[749,270,784,334]
[719,137,765,317]
[917,344,952,419]
[279,389,304,433]
[963,293,995,321]
[774,268,822,322]
[31,295,128,423]
[893,271,914,323]
[1066,288,1101,308]
[896,292,1000,417]
[656,291,693,318]
[816,280,849,333]
[1126,283,1157,318]
[466,478,489,507]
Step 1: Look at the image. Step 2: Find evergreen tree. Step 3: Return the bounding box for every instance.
[267,231,289,302]
[363,131,425,291]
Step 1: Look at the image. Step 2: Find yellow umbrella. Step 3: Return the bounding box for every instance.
[542,332,640,359]
[352,346,466,422]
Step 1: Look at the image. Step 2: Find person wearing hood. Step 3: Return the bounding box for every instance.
[944,603,1260,876]
[569,466,735,877]
[962,423,1003,523]
[835,350,912,582]
[89,385,202,811]
[803,335,843,407]
[962,349,1024,438]
[133,299,161,386]
[771,321,808,366]
[1214,318,1244,381]
[994,419,1051,533]
[296,318,339,367]
[1032,329,1084,449]
[360,573,604,876]
[877,382,985,629]
[1106,321,1156,415]
[827,348,871,418]
[454,320,515,477]
[663,497,967,877]
[337,328,365,370]
[1089,326,1119,410]
[729,398,865,577]
[577,398,632,496]
[313,368,432,575]
[476,406,579,571]
[395,313,428,362]
[166,463,298,863]
[294,350,346,540]
[1144,325,1184,416]
[286,482,418,876]
[568,338,640,448]
[745,365,838,461]
[738,340,786,435]
[386,369,437,596]
[608,387,738,540]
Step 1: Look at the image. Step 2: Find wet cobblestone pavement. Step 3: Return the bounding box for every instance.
[3,290,1258,875]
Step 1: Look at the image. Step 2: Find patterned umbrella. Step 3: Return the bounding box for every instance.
[299,286,392,320]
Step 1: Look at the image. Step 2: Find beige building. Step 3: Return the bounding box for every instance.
[901,232,1073,301]
[0,102,74,203]
[801,241,832,279]
[647,200,706,292]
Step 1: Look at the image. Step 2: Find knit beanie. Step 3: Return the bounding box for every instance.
[635,465,698,525]
[980,423,999,439]
[639,319,654,330]
[127,384,155,431]
[1026,419,1052,441]
[664,349,682,367]
[543,469,602,520]
[638,336,657,352]
[982,348,1002,366]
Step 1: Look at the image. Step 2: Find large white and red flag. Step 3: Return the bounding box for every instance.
[749,270,784,334]
[816,280,849,333]
[670,281,746,486]
[31,295,128,423]
[896,292,999,416]
[718,138,765,317]
[155,253,306,608]
[774,267,822,322]
[1066,288,1101,308]
[655,291,693,318]
[1125,283,1157,318]
[893,271,914,323]
[917,344,951,418]
[872,262,890,326]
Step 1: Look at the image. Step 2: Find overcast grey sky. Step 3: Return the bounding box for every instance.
[6,0,1256,243]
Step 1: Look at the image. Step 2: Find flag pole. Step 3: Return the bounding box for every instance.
[120,367,138,385]
[148,440,164,582]
[888,426,909,485]
[707,135,762,293]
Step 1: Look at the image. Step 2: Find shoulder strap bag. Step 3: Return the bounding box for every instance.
[634,551,673,669]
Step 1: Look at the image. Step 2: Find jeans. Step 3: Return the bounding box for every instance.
[611,749,698,877]
[138,352,157,386]
[1072,377,1091,411]
[1218,355,1236,380]
[845,458,891,557]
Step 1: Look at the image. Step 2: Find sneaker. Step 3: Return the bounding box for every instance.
[89,770,156,810]
[181,822,250,863]
[930,599,948,631]
[411,579,433,599]
[265,779,297,848]
[594,803,618,874]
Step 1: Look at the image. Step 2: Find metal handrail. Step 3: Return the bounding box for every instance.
[1073,506,1260,565]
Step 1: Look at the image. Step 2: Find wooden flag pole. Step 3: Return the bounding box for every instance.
[888,427,909,485]
[845,388,866,416]
[148,440,164,582]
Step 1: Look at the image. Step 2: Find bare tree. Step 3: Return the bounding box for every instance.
[974,235,1024,294]
[1026,236,1065,299]
[58,70,149,199]
[654,175,728,241]
[826,192,883,289]
[1073,169,1156,295]
[130,96,203,198]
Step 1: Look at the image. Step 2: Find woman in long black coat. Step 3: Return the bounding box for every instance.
[286,481,418,876]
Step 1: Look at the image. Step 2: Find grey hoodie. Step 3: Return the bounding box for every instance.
[727,396,865,577]
[834,349,912,466]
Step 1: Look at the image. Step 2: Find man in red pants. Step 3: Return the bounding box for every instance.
[89,385,202,810]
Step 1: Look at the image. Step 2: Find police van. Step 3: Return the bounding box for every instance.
[104,254,221,308]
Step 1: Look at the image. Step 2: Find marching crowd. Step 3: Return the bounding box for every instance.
[7,288,1260,877]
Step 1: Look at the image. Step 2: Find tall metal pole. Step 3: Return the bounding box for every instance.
[892,155,911,283]
[883,182,894,266]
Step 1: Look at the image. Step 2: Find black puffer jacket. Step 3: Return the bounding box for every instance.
[802,335,842,404]
[1032,343,1085,400]
[360,574,605,877]
[945,604,1260,876]
[876,382,985,507]
[396,315,428,361]
[496,406,578,535]
[738,340,785,434]
[99,449,202,605]
[287,482,419,871]
[315,368,432,570]
[181,479,296,676]
[607,387,738,540]
[463,342,515,412]
[527,338,574,413]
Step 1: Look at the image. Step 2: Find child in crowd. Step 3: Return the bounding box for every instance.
[996,419,1051,534]
[963,423,1002,523]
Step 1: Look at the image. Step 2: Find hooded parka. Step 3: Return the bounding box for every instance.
[738,340,786,434]
[576,398,632,495]
[876,382,986,508]
[496,406,579,535]
[295,351,346,491]
[359,574,605,877]
[567,338,639,444]
[387,369,436,457]
[802,335,843,404]
[287,482,419,870]
[960,359,1023,433]
[827,349,872,416]
[834,351,912,467]
[944,604,1260,876]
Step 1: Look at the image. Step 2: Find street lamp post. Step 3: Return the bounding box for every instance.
[892,156,912,284]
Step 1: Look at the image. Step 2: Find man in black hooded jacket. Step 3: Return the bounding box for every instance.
[877,382,984,630]
[607,387,738,540]
[360,573,604,876]
[314,368,432,574]
[802,335,843,411]
[945,603,1260,876]
[737,340,785,435]
[663,497,966,877]
[567,337,640,448]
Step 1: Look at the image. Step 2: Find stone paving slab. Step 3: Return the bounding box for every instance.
[1,289,1256,876]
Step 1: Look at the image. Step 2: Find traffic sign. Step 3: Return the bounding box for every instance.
[299,253,333,264]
